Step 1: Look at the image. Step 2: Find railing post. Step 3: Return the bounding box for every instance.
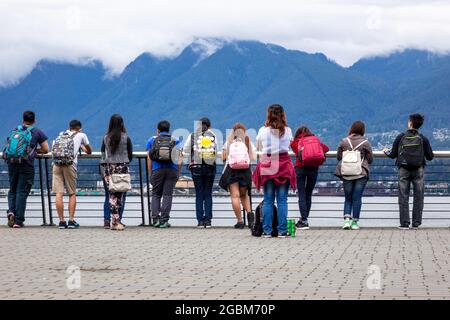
[145,155,152,226]
[244,188,253,227]
[44,158,55,226]
[138,157,146,226]
[37,158,48,226]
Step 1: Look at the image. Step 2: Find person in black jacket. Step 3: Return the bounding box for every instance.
[383,113,434,230]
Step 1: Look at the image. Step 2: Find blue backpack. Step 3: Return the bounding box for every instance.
[3,125,34,163]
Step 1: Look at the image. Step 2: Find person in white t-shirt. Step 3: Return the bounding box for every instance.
[253,104,296,238]
[52,120,92,229]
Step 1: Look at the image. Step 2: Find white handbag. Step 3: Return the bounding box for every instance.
[109,173,132,192]
[104,147,132,192]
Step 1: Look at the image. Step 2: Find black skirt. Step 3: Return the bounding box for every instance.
[219,165,252,191]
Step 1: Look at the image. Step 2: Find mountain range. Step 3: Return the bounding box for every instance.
[1,40,449,150]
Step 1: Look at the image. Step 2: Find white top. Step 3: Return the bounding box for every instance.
[256,126,293,154]
[54,130,90,168]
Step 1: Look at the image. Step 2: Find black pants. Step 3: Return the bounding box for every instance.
[296,167,318,222]
[151,168,178,223]
[398,167,424,227]
[7,163,35,225]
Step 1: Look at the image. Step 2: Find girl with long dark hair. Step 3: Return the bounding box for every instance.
[101,114,133,231]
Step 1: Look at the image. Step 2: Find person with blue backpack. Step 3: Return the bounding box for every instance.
[3,111,49,228]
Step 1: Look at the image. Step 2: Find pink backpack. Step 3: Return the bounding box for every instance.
[228,140,250,169]
[298,135,325,167]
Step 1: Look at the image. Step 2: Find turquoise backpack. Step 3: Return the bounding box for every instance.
[3,125,34,163]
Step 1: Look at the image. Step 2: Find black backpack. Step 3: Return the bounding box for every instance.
[149,135,176,163]
[398,131,424,168]
[251,201,278,237]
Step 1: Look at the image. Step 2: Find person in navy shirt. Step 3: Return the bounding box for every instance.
[5,110,49,228]
[146,120,182,228]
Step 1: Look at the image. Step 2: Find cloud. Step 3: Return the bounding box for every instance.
[1,0,450,86]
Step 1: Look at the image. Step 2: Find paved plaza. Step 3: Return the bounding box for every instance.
[0,226,449,300]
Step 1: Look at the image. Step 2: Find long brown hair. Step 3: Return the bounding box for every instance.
[264,104,287,137]
[348,121,365,136]
[294,126,313,139]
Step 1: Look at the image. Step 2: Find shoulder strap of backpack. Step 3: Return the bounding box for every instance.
[23,125,34,133]
[346,137,354,151]
[354,140,367,151]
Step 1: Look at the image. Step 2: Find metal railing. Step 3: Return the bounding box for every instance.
[1,151,450,227]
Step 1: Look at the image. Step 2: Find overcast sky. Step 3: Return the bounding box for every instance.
[1,0,450,86]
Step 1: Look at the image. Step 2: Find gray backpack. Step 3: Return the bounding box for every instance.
[52,132,78,166]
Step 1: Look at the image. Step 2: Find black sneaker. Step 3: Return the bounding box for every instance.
[104,220,111,229]
[397,225,410,230]
[58,221,68,229]
[296,221,310,230]
[277,232,288,238]
[197,221,205,229]
[204,221,212,228]
[412,224,420,230]
[246,211,255,229]
[68,220,80,229]
[234,221,245,229]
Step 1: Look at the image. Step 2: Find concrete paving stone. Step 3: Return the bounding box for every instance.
[0,227,449,300]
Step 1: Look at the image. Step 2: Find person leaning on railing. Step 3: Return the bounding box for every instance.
[335,121,373,230]
[383,113,434,230]
[183,117,217,229]
[146,120,183,229]
[52,119,92,230]
[219,123,257,229]
[252,104,296,238]
[100,114,133,231]
[290,126,329,230]
[4,110,49,229]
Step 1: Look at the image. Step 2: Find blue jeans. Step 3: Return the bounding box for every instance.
[191,166,215,223]
[343,177,368,221]
[102,177,126,221]
[263,180,289,235]
[7,163,35,225]
[296,167,318,222]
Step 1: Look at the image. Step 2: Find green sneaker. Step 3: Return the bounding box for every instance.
[342,218,351,230]
[159,222,171,228]
[351,220,360,230]
[152,220,160,228]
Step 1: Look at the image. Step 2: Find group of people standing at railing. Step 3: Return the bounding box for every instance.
[3,106,434,234]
